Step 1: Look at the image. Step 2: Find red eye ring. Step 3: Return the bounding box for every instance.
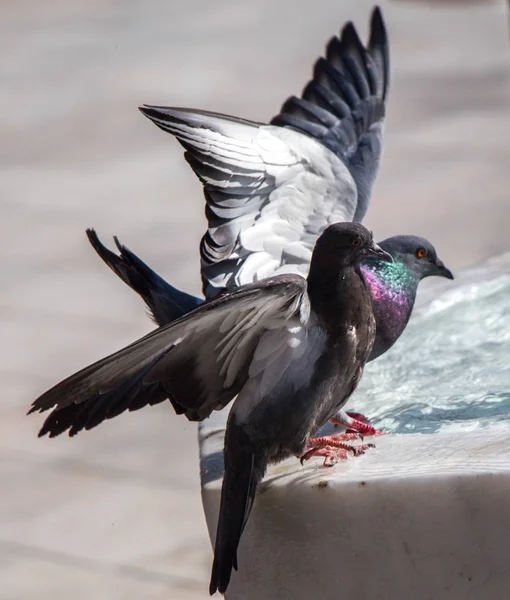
[416,248,426,259]
[351,238,361,247]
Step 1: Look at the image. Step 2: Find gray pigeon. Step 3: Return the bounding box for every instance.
[28,222,392,595]
[139,7,390,299]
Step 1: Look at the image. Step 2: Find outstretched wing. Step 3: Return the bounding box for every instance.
[139,107,356,298]
[272,6,388,223]
[29,275,307,436]
[140,8,389,299]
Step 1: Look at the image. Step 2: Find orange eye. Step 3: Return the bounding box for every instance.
[416,248,426,259]
[351,238,361,247]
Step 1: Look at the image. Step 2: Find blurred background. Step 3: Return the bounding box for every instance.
[1,0,509,598]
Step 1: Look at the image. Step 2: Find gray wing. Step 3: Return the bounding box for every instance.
[139,107,356,299]
[29,275,307,436]
[139,9,388,299]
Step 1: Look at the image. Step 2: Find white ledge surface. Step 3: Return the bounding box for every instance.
[201,426,510,599]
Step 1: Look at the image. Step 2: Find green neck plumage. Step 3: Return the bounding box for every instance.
[360,257,421,308]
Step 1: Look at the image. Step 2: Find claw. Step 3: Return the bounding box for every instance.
[330,410,385,436]
[301,432,376,467]
[300,445,349,467]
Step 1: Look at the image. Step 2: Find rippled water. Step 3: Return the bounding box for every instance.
[354,264,510,434]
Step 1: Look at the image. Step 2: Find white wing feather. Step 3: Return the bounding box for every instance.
[139,107,357,294]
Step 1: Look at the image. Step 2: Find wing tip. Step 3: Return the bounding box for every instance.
[138,104,166,123]
[138,104,152,118]
[340,20,362,51]
[138,104,190,127]
[369,6,387,49]
[28,394,55,417]
[370,6,385,33]
[368,5,389,96]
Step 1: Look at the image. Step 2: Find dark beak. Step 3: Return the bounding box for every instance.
[368,241,393,263]
[434,258,454,280]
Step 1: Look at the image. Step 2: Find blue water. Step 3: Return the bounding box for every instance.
[354,267,510,434]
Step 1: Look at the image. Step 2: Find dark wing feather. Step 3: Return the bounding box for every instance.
[29,276,307,436]
[271,6,389,223]
[37,359,169,437]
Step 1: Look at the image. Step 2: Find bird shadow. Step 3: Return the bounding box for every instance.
[200,450,225,485]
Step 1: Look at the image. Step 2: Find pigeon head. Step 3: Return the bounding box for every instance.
[314,222,393,268]
[376,235,453,282]
[361,234,453,360]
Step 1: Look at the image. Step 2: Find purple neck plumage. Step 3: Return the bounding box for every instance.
[360,260,419,361]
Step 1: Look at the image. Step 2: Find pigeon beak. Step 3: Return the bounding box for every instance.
[434,259,454,280]
[368,242,393,263]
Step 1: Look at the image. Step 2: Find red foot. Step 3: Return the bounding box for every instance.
[301,433,375,467]
[330,409,385,437]
[301,446,349,467]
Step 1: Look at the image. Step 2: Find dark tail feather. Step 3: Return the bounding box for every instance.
[209,424,266,595]
[86,228,203,326]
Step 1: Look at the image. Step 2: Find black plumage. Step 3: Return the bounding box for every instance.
[29,223,391,595]
[87,229,202,325]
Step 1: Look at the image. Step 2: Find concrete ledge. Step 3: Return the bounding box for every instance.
[201,427,510,599]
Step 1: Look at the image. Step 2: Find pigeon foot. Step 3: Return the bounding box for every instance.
[300,433,375,467]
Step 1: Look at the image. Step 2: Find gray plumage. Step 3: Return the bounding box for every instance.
[139,7,388,299]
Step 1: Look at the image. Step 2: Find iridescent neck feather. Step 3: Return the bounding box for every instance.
[361,259,419,360]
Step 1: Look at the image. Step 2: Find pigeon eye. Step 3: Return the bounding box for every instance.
[351,238,362,247]
[416,248,426,259]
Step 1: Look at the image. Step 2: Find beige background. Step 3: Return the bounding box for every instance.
[1,1,509,598]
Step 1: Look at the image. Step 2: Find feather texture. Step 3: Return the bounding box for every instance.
[140,106,356,297]
[30,276,308,430]
[139,7,389,299]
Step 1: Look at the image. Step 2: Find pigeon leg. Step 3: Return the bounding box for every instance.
[330,409,384,436]
[300,433,375,467]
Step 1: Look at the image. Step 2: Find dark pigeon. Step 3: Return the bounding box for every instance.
[29,223,392,595]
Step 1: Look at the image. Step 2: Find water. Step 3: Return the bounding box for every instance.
[355,260,510,434]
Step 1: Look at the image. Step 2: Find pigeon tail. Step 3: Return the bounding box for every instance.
[210,420,266,595]
[86,229,203,326]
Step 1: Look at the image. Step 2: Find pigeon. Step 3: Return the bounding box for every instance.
[138,7,390,300]
[85,230,452,437]
[100,7,450,432]
[87,230,453,363]
[29,222,392,595]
